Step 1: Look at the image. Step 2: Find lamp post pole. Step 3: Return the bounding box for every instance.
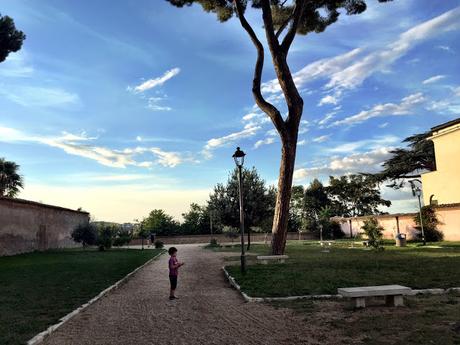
[233,147,246,274]
[409,179,426,246]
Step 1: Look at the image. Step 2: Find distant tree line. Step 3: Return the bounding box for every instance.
[135,167,390,239]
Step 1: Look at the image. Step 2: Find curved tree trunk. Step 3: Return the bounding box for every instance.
[271,132,298,255]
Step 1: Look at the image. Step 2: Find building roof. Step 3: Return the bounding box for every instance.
[0,197,90,215]
[431,117,460,133]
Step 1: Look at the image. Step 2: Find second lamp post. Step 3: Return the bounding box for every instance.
[233,147,246,274]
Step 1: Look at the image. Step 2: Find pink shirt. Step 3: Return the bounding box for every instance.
[169,256,179,276]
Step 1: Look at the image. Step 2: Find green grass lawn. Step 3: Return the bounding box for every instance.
[224,241,460,297]
[270,292,460,345]
[0,248,163,345]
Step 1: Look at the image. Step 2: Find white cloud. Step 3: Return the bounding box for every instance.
[293,147,394,182]
[147,96,172,111]
[422,75,446,84]
[203,125,261,159]
[312,135,330,143]
[327,135,400,154]
[297,139,306,146]
[379,122,389,128]
[318,94,339,106]
[332,92,425,127]
[0,126,184,168]
[436,45,453,52]
[266,129,278,136]
[0,51,34,78]
[318,112,337,126]
[261,7,460,104]
[261,48,363,94]
[299,120,310,134]
[0,86,79,108]
[254,137,275,149]
[325,7,460,93]
[130,68,180,93]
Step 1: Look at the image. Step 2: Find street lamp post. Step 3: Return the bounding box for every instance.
[233,147,246,274]
[410,179,426,246]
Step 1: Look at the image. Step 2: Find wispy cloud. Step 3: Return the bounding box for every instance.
[0,85,79,108]
[324,7,460,94]
[260,7,460,103]
[422,75,446,84]
[318,94,339,106]
[293,147,394,182]
[203,125,261,158]
[254,137,275,149]
[129,68,180,93]
[331,92,425,127]
[312,135,330,143]
[0,51,34,78]
[0,126,184,168]
[147,96,172,111]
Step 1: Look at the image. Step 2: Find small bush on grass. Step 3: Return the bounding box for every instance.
[223,226,239,243]
[71,223,97,248]
[154,240,164,249]
[96,225,116,251]
[414,205,444,242]
[113,228,133,247]
[361,217,384,250]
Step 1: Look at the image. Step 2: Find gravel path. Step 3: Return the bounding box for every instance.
[42,245,328,345]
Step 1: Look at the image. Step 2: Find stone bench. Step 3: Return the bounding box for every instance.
[338,285,412,308]
[256,255,288,264]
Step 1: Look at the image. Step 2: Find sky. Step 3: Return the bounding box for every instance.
[1,0,459,223]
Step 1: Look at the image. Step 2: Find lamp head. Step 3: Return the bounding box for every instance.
[232,147,246,167]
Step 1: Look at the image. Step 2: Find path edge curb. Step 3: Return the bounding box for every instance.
[222,266,460,303]
[27,250,165,345]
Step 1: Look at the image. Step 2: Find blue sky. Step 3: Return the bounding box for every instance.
[1,0,459,222]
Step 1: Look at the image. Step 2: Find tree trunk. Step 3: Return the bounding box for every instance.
[271,133,298,255]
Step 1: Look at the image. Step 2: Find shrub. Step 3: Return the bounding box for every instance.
[210,238,218,246]
[414,205,443,242]
[113,228,133,247]
[361,217,384,250]
[223,226,239,243]
[154,240,164,249]
[96,225,115,251]
[330,221,346,239]
[71,223,97,248]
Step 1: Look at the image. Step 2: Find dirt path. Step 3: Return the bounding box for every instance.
[42,245,332,345]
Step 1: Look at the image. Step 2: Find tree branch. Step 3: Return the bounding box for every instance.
[233,0,286,135]
[275,13,293,39]
[281,0,304,53]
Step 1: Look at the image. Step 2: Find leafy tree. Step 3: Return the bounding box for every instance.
[289,185,304,232]
[414,205,443,242]
[302,179,331,231]
[328,174,391,217]
[181,203,210,235]
[95,224,116,251]
[71,223,97,248]
[113,228,133,247]
[143,209,180,236]
[372,132,436,188]
[166,0,391,254]
[0,158,24,197]
[361,217,384,249]
[0,13,26,63]
[208,167,276,234]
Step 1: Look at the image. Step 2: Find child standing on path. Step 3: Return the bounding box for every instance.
[168,247,184,300]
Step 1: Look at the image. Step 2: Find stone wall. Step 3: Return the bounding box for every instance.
[0,197,90,256]
[334,203,460,241]
[130,232,316,245]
